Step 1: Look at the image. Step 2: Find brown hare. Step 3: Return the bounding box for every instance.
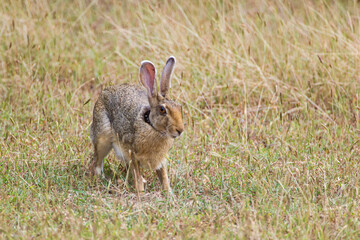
[90,57,184,193]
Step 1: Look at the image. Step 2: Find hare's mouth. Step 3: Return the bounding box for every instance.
[169,128,183,139]
[170,132,181,139]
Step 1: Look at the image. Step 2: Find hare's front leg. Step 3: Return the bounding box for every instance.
[156,166,171,192]
[129,157,145,193]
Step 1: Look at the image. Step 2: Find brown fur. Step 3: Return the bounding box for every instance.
[90,57,183,193]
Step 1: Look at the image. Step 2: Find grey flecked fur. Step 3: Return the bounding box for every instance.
[90,57,184,192]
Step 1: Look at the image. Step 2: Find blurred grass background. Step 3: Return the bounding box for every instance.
[1,0,360,238]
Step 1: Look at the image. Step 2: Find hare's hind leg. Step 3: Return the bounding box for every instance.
[92,135,112,177]
[91,106,113,177]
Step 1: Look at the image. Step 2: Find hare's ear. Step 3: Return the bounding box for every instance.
[139,61,157,97]
[160,56,176,97]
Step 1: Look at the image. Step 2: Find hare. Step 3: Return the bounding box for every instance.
[90,56,184,193]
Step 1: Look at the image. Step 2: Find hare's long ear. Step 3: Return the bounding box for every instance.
[139,61,157,98]
[160,56,176,97]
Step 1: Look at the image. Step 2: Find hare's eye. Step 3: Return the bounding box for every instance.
[159,106,167,115]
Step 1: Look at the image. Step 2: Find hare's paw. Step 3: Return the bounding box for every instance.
[94,166,104,178]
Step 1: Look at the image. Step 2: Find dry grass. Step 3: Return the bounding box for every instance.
[1,0,360,239]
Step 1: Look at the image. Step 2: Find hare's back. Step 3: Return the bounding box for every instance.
[102,84,148,110]
[101,84,148,141]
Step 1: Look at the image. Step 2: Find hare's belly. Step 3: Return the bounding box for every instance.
[113,142,167,169]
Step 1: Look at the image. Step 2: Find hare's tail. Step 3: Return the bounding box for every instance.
[89,122,95,143]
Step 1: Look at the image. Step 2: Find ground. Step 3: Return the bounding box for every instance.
[1,0,360,239]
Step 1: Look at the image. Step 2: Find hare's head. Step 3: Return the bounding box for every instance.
[139,57,184,139]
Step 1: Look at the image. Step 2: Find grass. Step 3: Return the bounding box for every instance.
[1,0,360,238]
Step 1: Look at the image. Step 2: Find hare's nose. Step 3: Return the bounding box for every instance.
[176,128,184,136]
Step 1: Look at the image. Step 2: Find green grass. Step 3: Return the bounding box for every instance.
[1,0,360,238]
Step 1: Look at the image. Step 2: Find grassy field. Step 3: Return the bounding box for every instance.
[1,0,360,238]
